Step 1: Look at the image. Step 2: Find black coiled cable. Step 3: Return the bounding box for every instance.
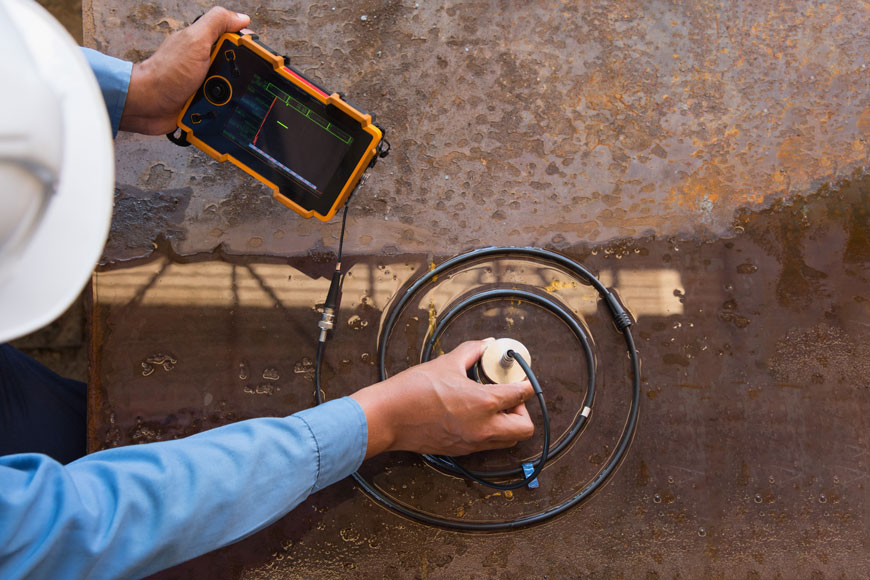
[315,246,641,531]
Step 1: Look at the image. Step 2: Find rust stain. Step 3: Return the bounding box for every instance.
[543,279,577,294]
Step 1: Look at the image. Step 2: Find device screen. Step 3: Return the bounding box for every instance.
[180,37,379,218]
[222,74,354,196]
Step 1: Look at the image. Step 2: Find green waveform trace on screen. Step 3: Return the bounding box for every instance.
[264,82,353,145]
[265,83,290,104]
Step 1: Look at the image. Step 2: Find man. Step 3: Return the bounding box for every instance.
[0,4,536,579]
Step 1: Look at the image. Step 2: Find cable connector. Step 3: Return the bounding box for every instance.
[317,267,343,342]
[317,307,335,342]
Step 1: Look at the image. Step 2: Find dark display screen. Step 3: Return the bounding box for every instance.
[180,39,378,218]
[222,75,353,195]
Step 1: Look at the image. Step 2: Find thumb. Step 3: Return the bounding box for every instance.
[197,7,251,38]
[449,338,495,371]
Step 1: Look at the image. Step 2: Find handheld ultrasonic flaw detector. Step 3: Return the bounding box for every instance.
[171,32,389,222]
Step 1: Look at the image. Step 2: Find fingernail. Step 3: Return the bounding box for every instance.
[237,12,249,19]
[483,337,495,343]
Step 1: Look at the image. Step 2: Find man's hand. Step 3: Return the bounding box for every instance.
[350,340,536,459]
[119,7,250,135]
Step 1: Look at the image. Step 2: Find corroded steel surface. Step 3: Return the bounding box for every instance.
[83,0,870,262]
[83,1,870,578]
[90,175,870,579]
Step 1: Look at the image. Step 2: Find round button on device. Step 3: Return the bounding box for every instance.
[203,75,232,106]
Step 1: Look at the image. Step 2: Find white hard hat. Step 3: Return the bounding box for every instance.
[0,0,114,343]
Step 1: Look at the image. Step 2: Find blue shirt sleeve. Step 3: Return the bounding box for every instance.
[80,48,132,137]
[0,397,367,580]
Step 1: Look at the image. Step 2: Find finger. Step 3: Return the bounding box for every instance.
[448,338,495,371]
[489,409,536,441]
[504,401,531,421]
[197,6,251,39]
[487,380,534,411]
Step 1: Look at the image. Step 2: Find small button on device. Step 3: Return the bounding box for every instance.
[224,50,240,77]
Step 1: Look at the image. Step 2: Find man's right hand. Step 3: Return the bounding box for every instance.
[350,339,536,459]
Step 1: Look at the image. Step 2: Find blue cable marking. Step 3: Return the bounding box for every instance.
[522,462,539,489]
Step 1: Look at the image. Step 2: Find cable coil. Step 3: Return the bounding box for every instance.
[316,246,641,530]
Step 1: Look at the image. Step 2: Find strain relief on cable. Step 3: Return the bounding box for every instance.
[325,269,342,309]
[605,291,633,330]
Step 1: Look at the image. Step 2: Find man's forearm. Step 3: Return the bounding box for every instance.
[0,398,366,580]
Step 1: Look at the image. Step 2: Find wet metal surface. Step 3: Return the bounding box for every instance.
[82,1,870,578]
[90,173,870,578]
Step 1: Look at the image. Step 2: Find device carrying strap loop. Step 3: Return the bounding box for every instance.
[377,138,391,158]
[166,128,191,147]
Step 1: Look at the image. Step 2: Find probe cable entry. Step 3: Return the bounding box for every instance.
[313,246,641,531]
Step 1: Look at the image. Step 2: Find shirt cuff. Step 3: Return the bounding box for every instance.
[80,48,132,137]
[293,397,368,492]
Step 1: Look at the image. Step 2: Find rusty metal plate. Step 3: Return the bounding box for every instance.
[83,0,870,263]
[90,173,870,579]
[82,0,870,577]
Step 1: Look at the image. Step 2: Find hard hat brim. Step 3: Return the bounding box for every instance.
[0,0,114,343]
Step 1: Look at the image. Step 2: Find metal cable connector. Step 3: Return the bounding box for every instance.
[317,307,335,343]
[317,266,342,343]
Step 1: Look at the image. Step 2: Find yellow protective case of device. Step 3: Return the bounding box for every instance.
[176,33,383,222]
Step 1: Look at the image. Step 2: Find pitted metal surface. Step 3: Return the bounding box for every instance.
[83,1,870,578]
[84,0,869,261]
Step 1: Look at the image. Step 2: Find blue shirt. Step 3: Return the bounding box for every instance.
[0,398,367,579]
[80,48,131,136]
[0,52,370,579]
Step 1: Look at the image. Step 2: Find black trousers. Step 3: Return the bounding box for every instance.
[0,345,87,464]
